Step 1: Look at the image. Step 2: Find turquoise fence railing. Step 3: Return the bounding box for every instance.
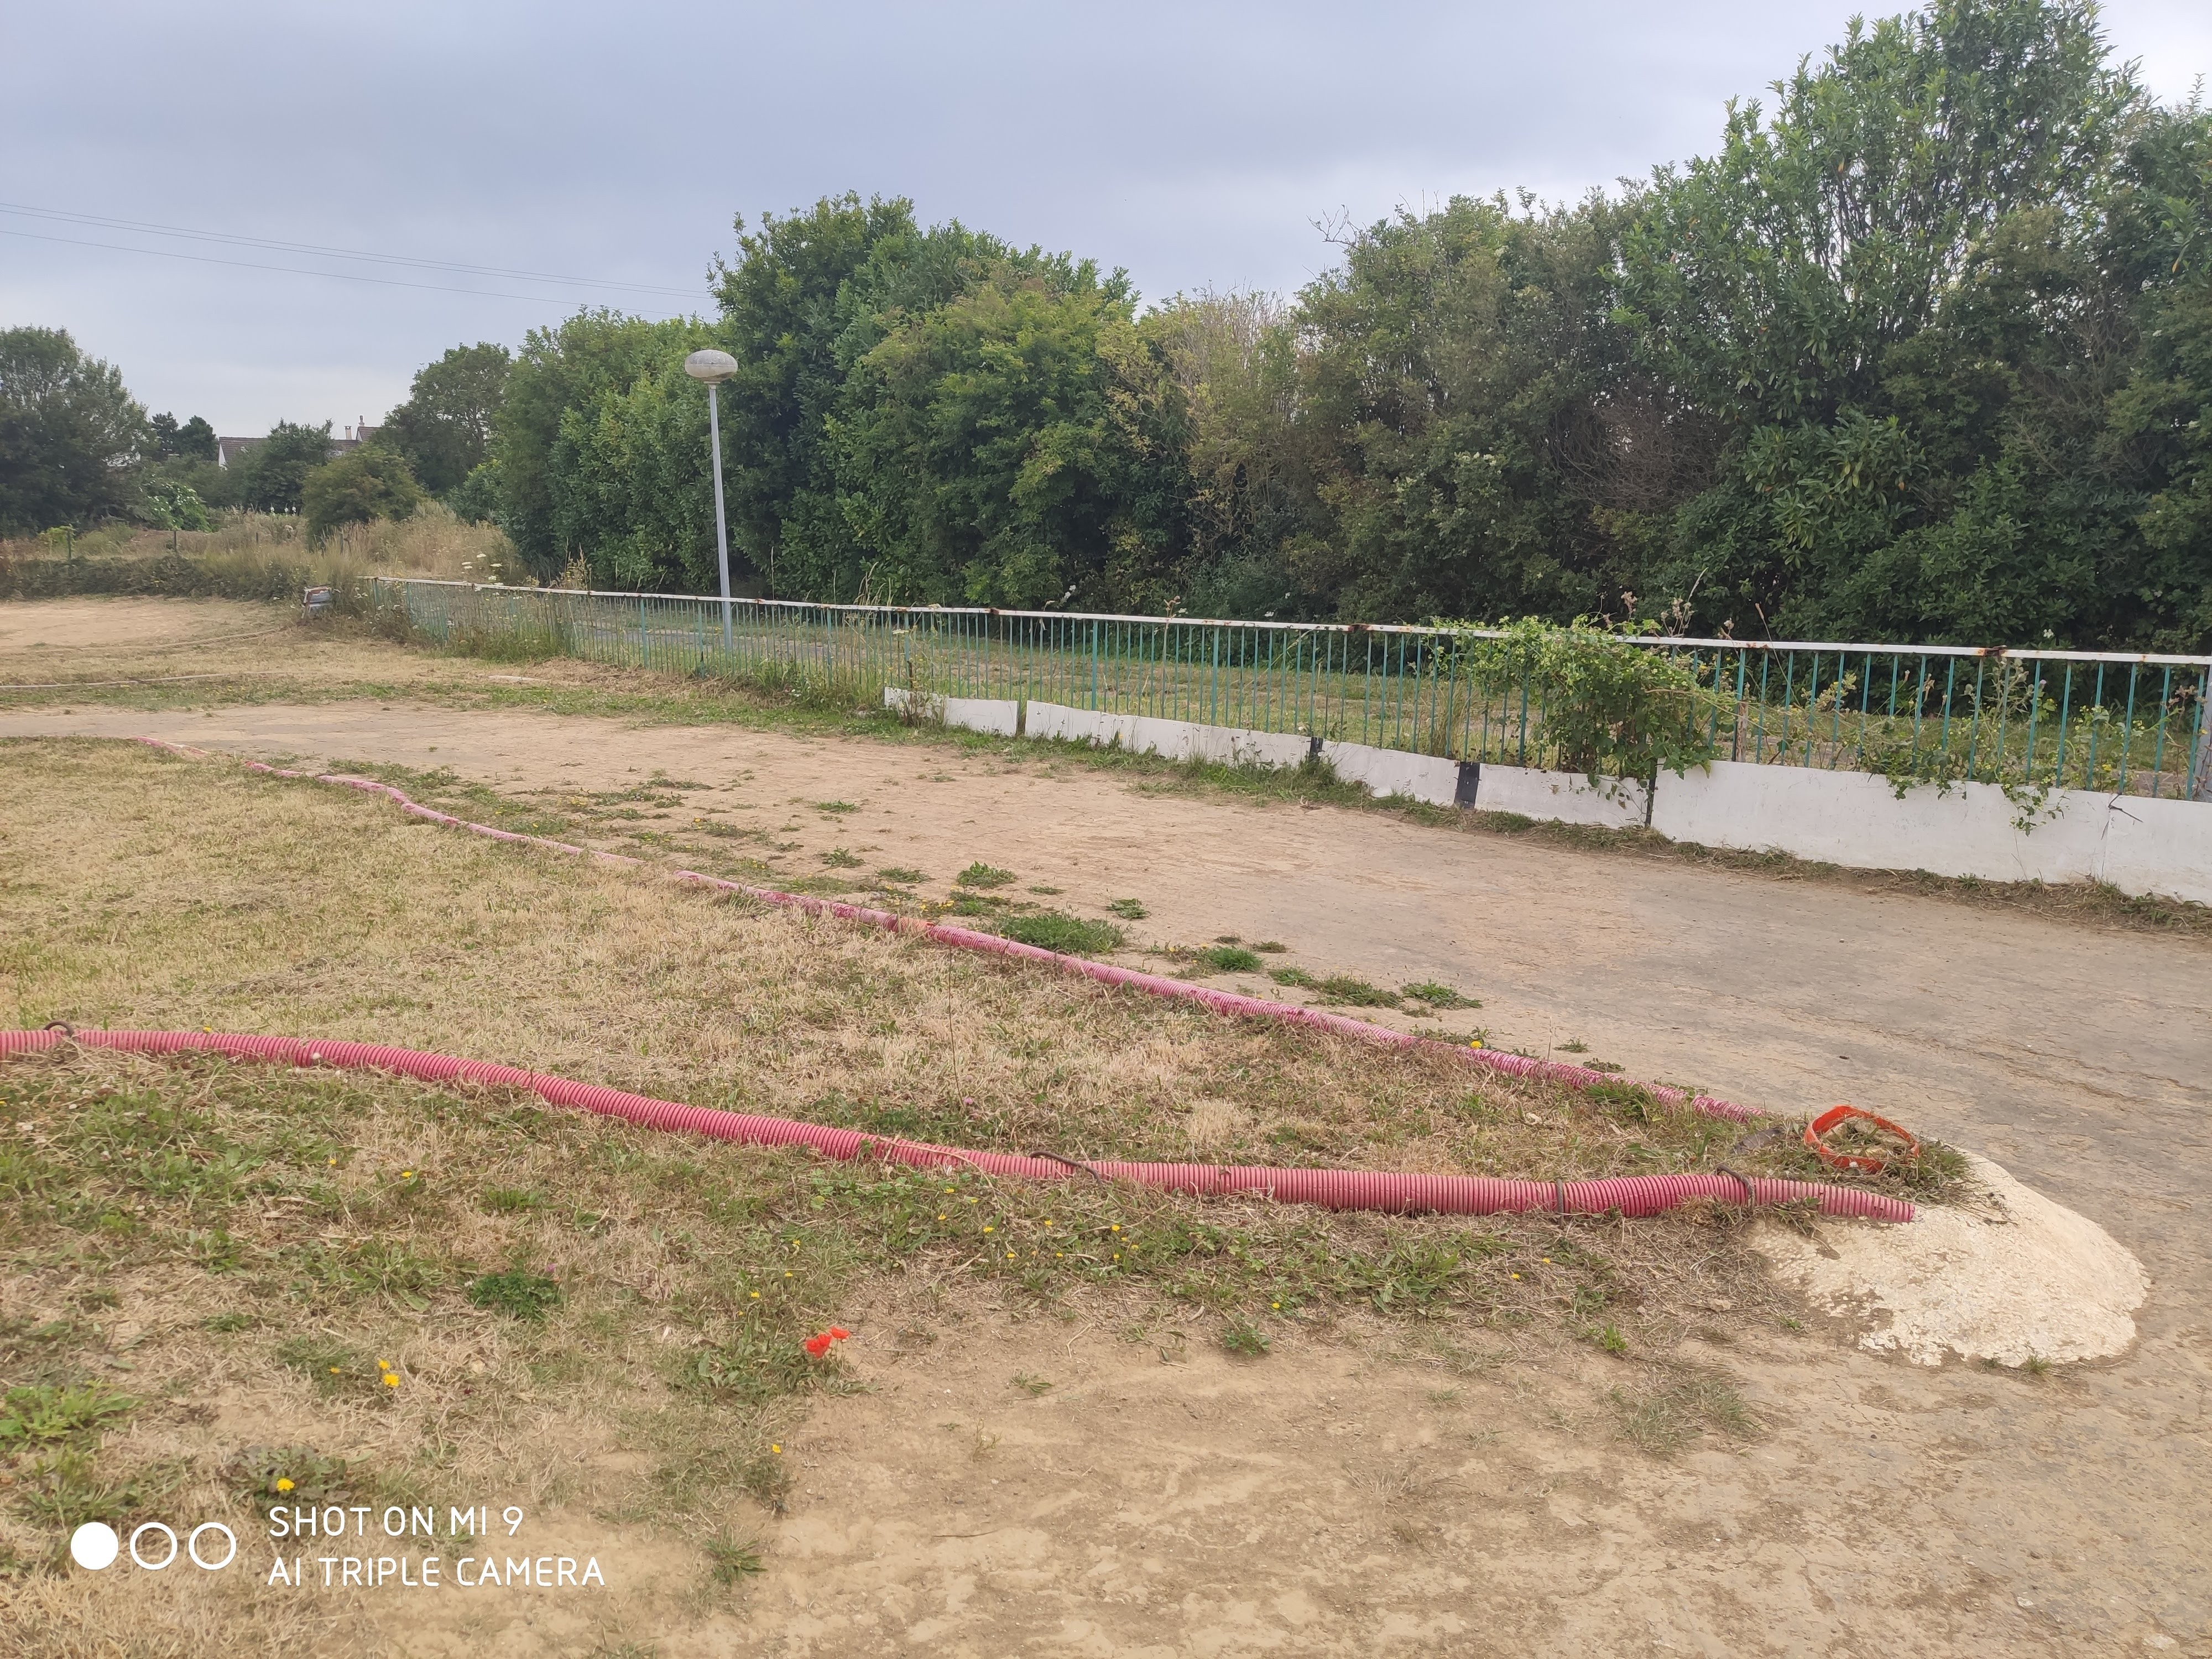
[369,579,2212,802]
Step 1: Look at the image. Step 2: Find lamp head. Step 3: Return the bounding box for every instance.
[684,349,740,384]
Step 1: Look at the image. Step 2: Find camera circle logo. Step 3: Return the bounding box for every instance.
[71,1520,238,1572]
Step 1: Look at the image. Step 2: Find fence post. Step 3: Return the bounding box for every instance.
[2191,668,2212,801]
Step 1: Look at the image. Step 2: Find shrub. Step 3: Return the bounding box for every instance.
[303,447,425,545]
[1447,617,1721,785]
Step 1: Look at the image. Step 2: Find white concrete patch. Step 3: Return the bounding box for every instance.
[1476,764,1648,828]
[1318,740,1460,806]
[1757,1154,2148,1366]
[1652,760,2212,903]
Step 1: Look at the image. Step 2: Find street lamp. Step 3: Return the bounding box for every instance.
[684,348,741,652]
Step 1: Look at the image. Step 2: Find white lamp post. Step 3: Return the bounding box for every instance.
[684,348,741,652]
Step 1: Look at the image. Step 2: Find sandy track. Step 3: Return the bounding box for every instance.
[4,609,2209,1653]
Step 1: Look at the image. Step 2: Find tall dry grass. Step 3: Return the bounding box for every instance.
[1,505,517,588]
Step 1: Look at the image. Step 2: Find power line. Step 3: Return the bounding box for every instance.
[0,201,705,298]
[0,226,693,315]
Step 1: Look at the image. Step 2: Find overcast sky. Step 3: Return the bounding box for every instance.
[4,1,2207,436]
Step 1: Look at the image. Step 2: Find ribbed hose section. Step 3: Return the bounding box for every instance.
[130,738,1757,1124]
[0,1028,1915,1223]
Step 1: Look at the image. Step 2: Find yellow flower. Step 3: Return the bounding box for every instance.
[275,1478,294,1492]
[1110,1224,1120,1233]
[378,1358,392,1370]
[936,1213,947,1221]
[1510,1272,1521,1281]
[383,1373,401,1389]
[400,1170,414,1180]
[749,1291,760,1299]
[770,1444,781,1455]
[328,1366,340,1374]
[982,1225,994,1234]
[1271,1302,1281,1310]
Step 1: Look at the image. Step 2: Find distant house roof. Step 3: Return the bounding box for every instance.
[216,420,378,468]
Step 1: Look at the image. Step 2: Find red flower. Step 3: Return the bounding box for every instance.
[802,1327,853,1359]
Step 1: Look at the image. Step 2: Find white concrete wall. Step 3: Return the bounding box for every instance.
[1318,740,1460,807]
[882,687,1020,737]
[946,697,1021,737]
[1025,703,1311,769]
[1476,764,1649,828]
[1652,759,2212,903]
[896,688,2211,902]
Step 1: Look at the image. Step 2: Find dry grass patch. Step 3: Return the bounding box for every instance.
[0,736,1912,1649]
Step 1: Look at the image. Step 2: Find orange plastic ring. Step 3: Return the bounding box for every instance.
[1804,1103,1919,1173]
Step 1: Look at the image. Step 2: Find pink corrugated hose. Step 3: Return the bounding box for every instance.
[0,1027,1911,1222]
[24,736,1911,1225]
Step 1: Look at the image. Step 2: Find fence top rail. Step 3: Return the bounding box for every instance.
[371,578,2212,669]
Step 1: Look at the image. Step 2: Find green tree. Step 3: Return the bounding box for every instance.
[492,312,697,576]
[547,361,718,590]
[833,258,1187,608]
[0,326,147,533]
[302,446,425,543]
[1270,194,1655,624]
[149,412,217,461]
[382,343,512,496]
[708,193,920,594]
[1617,0,2149,640]
[235,421,336,514]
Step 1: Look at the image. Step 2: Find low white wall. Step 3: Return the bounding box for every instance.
[946,697,1020,737]
[891,689,2210,902]
[1319,740,1459,807]
[1476,764,1648,828]
[1652,760,2212,903]
[1026,703,1311,769]
[883,687,1021,737]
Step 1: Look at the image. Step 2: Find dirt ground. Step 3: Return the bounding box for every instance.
[4,597,2209,1655]
[0,596,284,660]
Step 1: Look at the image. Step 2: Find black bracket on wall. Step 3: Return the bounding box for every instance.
[1455,760,1481,807]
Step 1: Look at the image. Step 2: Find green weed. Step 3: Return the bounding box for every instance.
[0,1384,138,1448]
[1201,945,1263,973]
[1106,898,1148,919]
[1317,975,1398,1008]
[1220,1318,1271,1357]
[1402,982,1479,1009]
[955,862,1016,889]
[466,1269,564,1322]
[705,1532,766,1583]
[999,914,1125,955]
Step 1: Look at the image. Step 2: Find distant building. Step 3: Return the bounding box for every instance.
[215,419,378,468]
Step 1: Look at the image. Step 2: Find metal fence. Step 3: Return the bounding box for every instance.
[371,579,2212,802]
